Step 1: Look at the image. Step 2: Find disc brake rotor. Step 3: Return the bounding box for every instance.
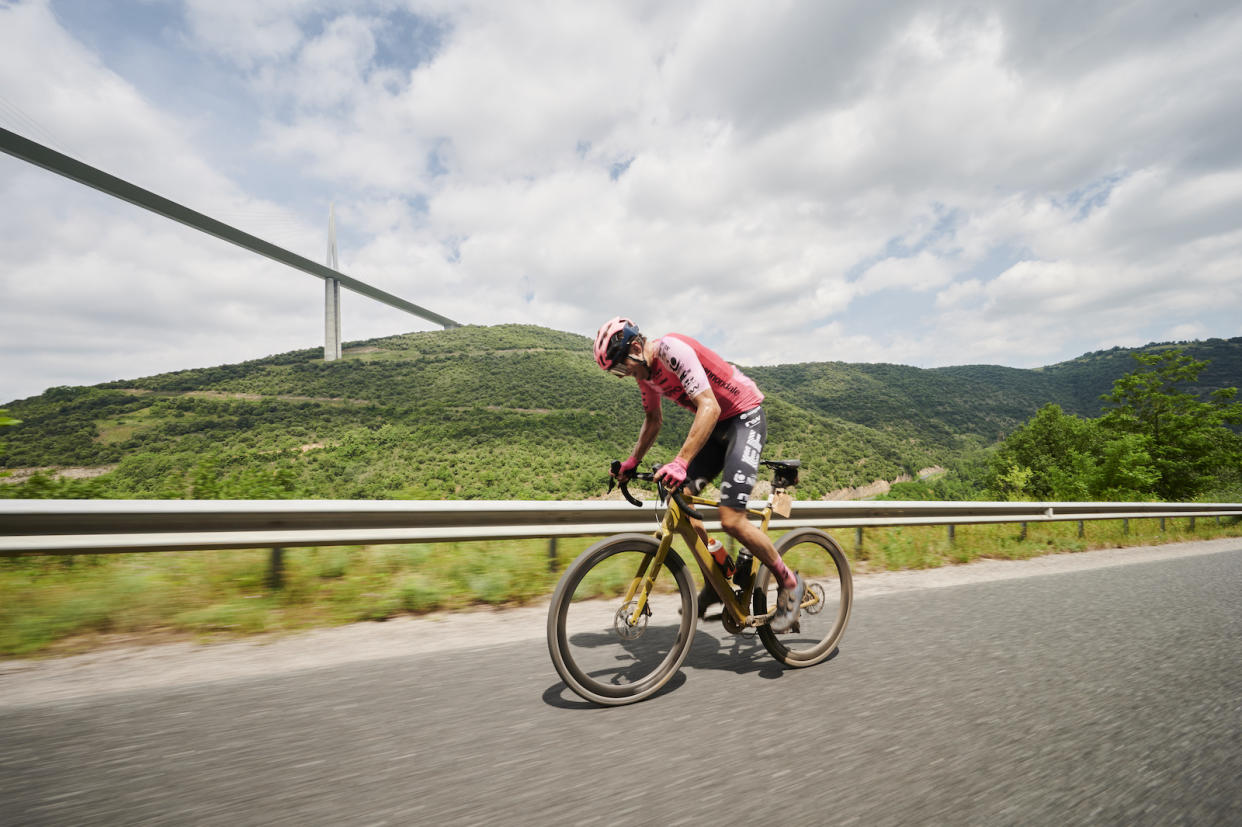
[614,601,649,640]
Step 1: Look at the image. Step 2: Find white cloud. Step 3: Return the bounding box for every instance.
[935,279,983,309]
[2,0,1242,402]
[857,251,956,295]
[182,0,323,68]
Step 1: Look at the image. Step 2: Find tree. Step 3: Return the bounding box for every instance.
[1099,350,1242,500]
[987,350,1242,501]
[988,404,1104,500]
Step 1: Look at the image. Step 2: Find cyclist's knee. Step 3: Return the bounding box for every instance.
[718,506,748,535]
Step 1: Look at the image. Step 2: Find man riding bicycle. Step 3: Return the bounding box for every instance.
[593,316,805,633]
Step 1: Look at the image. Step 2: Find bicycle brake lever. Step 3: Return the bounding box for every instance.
[654,473,704,521]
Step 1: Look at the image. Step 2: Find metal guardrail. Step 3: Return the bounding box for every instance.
[2,499,1239,556]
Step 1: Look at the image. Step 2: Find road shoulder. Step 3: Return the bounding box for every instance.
[2,537,1239,708]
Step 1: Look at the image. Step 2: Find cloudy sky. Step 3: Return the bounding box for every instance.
[2,0,1241,403]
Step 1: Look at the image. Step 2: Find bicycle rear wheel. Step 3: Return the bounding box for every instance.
[754,528,852,667]
[547,533,697,705]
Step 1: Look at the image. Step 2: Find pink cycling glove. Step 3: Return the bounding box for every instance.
[653,457,688,489]
[616,455,640,479]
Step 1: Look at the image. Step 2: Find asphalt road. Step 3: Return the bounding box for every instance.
[3,541,1241,825]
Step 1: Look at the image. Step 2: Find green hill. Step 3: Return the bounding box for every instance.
[3,326,1240,500]
[748,337,1242,449]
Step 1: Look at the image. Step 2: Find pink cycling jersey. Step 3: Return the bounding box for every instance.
[638,333,764,419]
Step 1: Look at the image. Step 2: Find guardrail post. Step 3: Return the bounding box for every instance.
[1159,517,1165,532]
[1019,522,1027,541]
[1077,520,1084,539]
[268,547,284,590]
[1122,518,1129,536]
[1189,516,1196,531]
[947,524,955,545]
[548,538,558,572]
[855,527,863,558]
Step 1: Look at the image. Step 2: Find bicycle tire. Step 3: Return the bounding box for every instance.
[754,527,853,667]
[547,533,697,705]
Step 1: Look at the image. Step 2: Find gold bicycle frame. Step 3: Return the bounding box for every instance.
[623,491,778,629]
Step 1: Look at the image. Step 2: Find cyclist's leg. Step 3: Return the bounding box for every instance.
[713,408,800,607]
[684,428,726,549]
[685,431,726,616]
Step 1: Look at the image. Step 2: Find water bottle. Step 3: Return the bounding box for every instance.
[733,549,754,588]
[707,539,734,578]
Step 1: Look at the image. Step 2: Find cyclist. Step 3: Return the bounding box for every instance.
[593,316,805,633]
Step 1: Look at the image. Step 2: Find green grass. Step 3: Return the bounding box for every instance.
[846,516,1240,572]
[1,517,1238,658]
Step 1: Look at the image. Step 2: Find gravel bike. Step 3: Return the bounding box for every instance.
[547,460,853,705]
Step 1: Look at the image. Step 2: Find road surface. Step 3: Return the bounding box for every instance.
[2,538,1240,824]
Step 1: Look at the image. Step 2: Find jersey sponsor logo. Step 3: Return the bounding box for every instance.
[703,367,743,397]
[658,340,707,397]
[676,368,704,396]
[648,363,693,408]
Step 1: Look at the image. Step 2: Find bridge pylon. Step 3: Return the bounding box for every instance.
[324,204,342,361]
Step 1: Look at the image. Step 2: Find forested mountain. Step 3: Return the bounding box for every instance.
[748,337,1242,449]
[3,326,1240,500]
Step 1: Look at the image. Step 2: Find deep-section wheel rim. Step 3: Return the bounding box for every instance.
[548,534,697,704]
[754,528,853,666]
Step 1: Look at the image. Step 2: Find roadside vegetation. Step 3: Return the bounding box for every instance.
[878,349,1242,504]
[2,328,1240,657]
[3,516,1238,658]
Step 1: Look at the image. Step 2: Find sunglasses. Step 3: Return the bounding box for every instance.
[605,334,636,376]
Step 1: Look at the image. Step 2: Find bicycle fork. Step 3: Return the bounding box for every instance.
[620,532,676,627]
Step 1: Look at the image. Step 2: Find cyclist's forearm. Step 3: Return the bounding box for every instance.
[631,411,662,461]
[676,393,719,463]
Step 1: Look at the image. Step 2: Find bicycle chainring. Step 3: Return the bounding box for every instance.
[719,589,753,635]
[804,581,827,615]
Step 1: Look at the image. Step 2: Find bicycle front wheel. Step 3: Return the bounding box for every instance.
[547,533,697,706]
[755,527,853,667]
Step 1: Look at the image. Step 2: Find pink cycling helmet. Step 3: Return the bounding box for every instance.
[593,316,641,372]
